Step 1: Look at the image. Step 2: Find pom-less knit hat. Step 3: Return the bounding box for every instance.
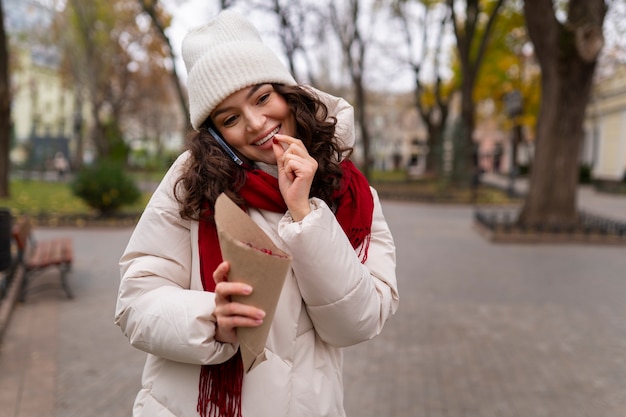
[182,10,297,131]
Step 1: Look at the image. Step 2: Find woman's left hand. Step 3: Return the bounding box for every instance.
[212,261,265,344]
[272,134,318,221]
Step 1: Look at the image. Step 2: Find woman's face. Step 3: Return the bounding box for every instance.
[210,84,296,165]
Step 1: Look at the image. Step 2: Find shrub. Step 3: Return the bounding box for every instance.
[71,160,141,215]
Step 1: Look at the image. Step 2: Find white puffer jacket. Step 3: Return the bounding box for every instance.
[115,91,398,417]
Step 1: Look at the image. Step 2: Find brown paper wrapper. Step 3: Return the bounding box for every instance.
[214,193,291,373]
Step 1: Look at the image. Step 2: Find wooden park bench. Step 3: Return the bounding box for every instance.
[12,217,74,301]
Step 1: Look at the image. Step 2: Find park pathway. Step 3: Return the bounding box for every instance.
[1,195,626,416]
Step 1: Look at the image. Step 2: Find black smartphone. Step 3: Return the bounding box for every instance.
[207,126,250,169]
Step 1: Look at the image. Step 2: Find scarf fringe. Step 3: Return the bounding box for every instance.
[348,227,371,264]
[198,352,244,417]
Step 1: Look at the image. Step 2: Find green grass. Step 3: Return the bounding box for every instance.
[370,169,410,182]
[371,180,517,204]
[0,172,516,222]
[129,169,168,183]
[0,179,151,217]
[370,170,518,205]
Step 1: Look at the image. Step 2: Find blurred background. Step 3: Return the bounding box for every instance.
[1,2,626,417]
[0,0,624,228]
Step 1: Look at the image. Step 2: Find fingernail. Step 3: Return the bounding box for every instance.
[272,137,278,144]
[242,285,252,294]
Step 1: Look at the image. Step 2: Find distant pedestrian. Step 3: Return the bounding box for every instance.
[53,152,69,181]
[115,10,399,417]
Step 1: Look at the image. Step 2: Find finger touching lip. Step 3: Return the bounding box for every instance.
[272,133,298,143]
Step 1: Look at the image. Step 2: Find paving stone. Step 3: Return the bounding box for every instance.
[1,195,626,417]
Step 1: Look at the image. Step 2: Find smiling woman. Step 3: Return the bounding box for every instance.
[207,84,296,166]
[114,10,398,417]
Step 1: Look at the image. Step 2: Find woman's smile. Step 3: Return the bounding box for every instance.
[254,126,281,147]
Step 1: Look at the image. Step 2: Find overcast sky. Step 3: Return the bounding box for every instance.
[160,0,422,93]
[162,0,218,82]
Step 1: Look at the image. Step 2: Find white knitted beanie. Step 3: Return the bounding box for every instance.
[182,10,297,131]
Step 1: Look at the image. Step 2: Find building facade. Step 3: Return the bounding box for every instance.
[5,0,90,170]
[585,66,626,181]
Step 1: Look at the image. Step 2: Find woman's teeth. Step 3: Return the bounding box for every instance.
[255,127,280,146]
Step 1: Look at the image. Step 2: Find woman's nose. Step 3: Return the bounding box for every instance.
[245,109,266,132]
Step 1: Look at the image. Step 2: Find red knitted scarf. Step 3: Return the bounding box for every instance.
[196,160,373,417]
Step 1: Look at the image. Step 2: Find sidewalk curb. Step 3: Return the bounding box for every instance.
[0,265,25,344]
[473,221,626,246]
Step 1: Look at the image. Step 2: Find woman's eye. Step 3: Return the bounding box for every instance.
[257,93,271,104]
[223,115,238,127]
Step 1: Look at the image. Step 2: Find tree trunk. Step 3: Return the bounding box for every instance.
[412,73,450,178]
[518,0,606,228]
[329,0,372,179]
[0,0,10,198]
[91,107,109,160]
[457,79,476,184]
[354,73,371,179]
[139,0,189,130]
[425,123,441,176]
[72,93,84,169]
[425,116,446,177]
[447,0,504,187]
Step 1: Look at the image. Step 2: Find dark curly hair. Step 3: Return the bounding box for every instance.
[174,84,353,221]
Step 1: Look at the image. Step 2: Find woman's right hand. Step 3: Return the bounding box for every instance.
[212,261,265,344]
[272,134,318,221]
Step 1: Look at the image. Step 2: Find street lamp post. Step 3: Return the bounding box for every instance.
[504,90,523,197]
[72,108,83,169]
